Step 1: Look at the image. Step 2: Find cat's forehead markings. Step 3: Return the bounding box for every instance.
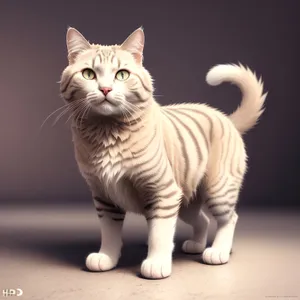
[92,57,112,74]
[93,55,102,72]
[101,48,112,55]
[92,53,119,73]
[117,58,121,69]
[111,55,120,69]
[118,62,129,70]
[97,48,113,63]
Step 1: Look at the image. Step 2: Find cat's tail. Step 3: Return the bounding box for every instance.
[206,63,267,134]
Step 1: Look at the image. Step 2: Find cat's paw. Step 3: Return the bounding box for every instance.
[140,257,172,279]
[86,252,118,271]
[202,247,230,265]
[182,240,206,254]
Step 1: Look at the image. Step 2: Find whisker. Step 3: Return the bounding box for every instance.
[65,104,81,125]
[52,97,86,126]
[123,103,137,121]
[79,103,91,129]
[74,101,88,127]
[122,105,132,124]
[52,107,70,126]
[65,109,78,124]
[83,106,92,127]
[40,104,69,130]
[125,101,144,118]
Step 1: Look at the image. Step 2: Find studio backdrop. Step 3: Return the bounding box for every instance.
[0,0,299,209]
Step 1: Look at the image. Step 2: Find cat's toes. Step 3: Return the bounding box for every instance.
[140,257,172,279]
[86,252,118,271]
[202,247,230,265]
[182,240,206,254]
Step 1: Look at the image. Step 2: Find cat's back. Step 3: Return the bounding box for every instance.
[161,102,241,142]
[162,102,227,123]
[161,102,229,144]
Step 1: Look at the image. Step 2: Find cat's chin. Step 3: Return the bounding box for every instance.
[91,101,122,117]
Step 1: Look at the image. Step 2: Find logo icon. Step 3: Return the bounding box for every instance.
[2,289,23,297]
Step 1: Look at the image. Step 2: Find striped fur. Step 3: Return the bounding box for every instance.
[60,27,267,279]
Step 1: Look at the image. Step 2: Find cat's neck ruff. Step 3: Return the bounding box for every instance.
[71,97,160,148]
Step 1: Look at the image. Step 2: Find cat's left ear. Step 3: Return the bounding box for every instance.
[66,27,91,64]
[121,27,144,65]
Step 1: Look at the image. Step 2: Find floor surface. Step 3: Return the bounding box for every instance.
[0,206,299,300]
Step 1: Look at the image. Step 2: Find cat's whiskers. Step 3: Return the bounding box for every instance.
[126,100,143,113]
[40,104,69,130]
[52,106,72,126]
[53,104,74,126]
[111,95,136,124]
[121,105,133,125]
[123,103,138,122]
[79,103,92,129]
[64,99,87,124]
[53,102,81,126]
[124,101,144,120]
[65,110,76,124]
[53,98,86,126]
[74,103,88,127]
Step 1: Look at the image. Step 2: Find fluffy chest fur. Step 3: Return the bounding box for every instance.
[73,120,134,173]
[71,116,158,212]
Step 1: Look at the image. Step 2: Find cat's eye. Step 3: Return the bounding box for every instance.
[115,69,130,81]
[82,68,96,80]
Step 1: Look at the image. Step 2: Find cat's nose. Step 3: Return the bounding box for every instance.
[100,87,112,96]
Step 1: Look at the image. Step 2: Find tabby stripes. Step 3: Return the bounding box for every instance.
[167,106,213,146]
[161,109,189,185]
[93,196,125,221]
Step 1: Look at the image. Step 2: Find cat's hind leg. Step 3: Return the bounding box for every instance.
[201,121,246,264]
[179,199,210,254]
[202,176,240,265]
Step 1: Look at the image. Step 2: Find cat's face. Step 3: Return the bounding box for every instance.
[60,27,153,119]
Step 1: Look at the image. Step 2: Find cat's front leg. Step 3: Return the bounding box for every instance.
[141,187,182,279]
[86,196,125,272]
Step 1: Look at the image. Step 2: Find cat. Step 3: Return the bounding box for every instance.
[59,27,267,279]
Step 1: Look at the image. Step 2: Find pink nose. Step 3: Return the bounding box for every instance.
[100,87,112,96]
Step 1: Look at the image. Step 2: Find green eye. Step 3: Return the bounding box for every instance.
[82,68,96,80]
[115,69,130,81]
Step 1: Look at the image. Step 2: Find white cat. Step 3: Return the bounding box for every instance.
[59,27,267,279]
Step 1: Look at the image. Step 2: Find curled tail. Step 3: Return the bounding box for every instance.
[206,63,267,134]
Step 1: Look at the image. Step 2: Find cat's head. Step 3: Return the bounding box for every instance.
[60,27,154,120]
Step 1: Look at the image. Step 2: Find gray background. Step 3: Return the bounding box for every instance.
[1,0,299,208]
[1,2,299,299]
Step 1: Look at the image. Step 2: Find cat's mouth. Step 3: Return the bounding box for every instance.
[103,98,114,104]
[93,98,114,107]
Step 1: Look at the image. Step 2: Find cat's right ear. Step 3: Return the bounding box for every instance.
[66,27,91,64]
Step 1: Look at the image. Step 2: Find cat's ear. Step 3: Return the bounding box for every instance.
[120,27,144,65]
[66,27,91,64]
